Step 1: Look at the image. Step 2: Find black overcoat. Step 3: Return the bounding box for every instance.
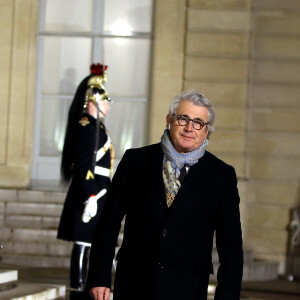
[57,113,111,243]
[87,143,243,299]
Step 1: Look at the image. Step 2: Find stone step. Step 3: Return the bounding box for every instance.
[4,228,60,243]
[1,241,72,257]
[2,238,121,256]
[0,189,66,204]
[242,260,279,281]
[0,188,279,283]
[211,248,253,263]
[1,240,122,269]
[0,269,18,291]
[4,215,60,230]
[0,282,65,300]
[1,254,70,268]
[211,260,279,281]
[5,202,63,218]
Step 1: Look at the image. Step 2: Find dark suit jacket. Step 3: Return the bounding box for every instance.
[86,143,243,300]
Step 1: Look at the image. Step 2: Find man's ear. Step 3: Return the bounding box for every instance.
[166,114,171,128]
[204,127,209,139]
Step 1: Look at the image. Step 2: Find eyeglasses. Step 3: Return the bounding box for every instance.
[174,114,207,130]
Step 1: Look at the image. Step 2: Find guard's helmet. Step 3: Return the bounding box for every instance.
[84,63,111,109]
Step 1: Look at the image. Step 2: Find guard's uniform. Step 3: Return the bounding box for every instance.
[57,113,112,243]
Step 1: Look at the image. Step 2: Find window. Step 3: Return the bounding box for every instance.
[32,0,154,187]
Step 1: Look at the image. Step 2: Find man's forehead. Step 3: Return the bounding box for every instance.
[175,101,208,117]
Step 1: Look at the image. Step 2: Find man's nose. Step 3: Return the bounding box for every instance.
[184,120,194,131]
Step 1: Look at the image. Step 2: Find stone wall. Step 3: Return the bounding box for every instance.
[150,0,300,274]
[0,0,38,188]
[245,0,300,273]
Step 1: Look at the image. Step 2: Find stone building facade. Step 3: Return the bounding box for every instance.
[1,0,300,275]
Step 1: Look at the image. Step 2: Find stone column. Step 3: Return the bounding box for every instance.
[150,0,187,142]
[184,0,252,234]
[0,0,38,188]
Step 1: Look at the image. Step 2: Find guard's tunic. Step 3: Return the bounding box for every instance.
[57,113,112,243]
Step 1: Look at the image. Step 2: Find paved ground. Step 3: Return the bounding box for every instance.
[1,264,300,299]
[241,279,300,299]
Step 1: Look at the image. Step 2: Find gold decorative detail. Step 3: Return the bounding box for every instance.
[166,192,175,207]
[110,144,115,174]
[79,117,90,126]
[88,75,107,89]
[86,75,110,105]
[86,170,95,180]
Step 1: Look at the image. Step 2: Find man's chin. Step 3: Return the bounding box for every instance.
[176,144,195,153]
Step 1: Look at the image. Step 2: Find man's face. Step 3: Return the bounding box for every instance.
[166,100,209,153]
[99,99,110,117]
[86,98,110,119]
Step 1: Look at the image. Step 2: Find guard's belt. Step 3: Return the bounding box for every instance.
[94,166,110,177]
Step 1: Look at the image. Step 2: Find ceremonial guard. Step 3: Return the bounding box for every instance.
[57,63,113,295]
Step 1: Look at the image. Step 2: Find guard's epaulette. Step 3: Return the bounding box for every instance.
[79,116,90,126]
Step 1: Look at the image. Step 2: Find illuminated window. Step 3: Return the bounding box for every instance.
[32,0,153,186]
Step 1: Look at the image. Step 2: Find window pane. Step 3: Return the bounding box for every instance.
[103,38,151,97]
[105,100,147,159]
[104,0,152,34]
[40,97,71,156]
[45,0,93,32]
[42,37,92,95]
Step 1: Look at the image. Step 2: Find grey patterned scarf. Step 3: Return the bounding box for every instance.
[161,129,208,206]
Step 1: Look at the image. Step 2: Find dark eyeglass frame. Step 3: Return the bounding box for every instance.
[174,114,208,130]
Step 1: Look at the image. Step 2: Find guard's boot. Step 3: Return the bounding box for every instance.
[70,243,91,292]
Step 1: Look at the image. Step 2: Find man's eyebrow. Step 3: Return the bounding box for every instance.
[179,114,204,121]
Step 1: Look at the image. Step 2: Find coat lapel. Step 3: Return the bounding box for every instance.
[169,152,209,210]
[148,143,166,202]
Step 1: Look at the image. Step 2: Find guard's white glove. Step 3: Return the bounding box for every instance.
[82,195,98,223]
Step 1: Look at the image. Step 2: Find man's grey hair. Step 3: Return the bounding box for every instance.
[169,90,215,138]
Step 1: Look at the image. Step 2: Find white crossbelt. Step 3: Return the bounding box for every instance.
[94,188,107,200]
[96,136,111,162]
[94,166,111,177]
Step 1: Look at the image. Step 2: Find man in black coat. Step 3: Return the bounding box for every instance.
[86,90,243,300]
